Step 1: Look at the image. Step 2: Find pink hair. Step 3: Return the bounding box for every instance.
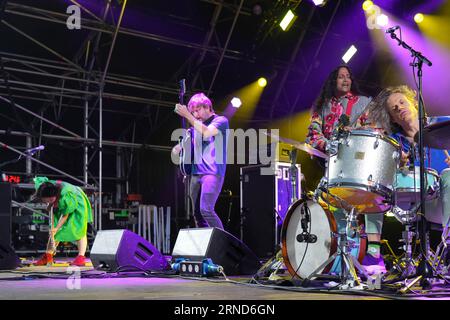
[187,93,213,111]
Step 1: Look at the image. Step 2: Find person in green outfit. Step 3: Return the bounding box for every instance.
[32,176,93,267]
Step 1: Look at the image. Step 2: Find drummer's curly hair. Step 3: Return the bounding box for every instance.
[312,65,363,113]
[366,85,419,134]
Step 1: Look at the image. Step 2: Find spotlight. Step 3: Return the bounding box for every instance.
[230,97,242,108]
[312,0,328,6]
[414,13,424,24]
[257,77,267,88]
[342,45,357,64]
[362,1,373,11]
[376,14,389,27]
[279,10,297,31]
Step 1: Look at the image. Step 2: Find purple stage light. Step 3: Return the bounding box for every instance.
[384,21,450,115]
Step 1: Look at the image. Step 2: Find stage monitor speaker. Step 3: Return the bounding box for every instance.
[0,182,20,270]
[90,229,170,272]
[171,227,261,275]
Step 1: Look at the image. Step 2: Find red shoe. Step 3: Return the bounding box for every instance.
[70,255,86,267]
[34,253,54,266]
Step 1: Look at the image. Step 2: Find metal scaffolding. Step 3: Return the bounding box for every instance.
[0,0,269,231]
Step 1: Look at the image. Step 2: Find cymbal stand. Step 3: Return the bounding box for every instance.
[430,224,450,276]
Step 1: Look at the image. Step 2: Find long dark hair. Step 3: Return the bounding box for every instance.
[312,65,362,114]
[36,182,60,199]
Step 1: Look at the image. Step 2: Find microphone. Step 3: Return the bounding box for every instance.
[296,203,317,243]
[25,145,45,155]
[385,25,400,33]
[296,232,317,243]
[336,114,350,132]
[333,114,350,137]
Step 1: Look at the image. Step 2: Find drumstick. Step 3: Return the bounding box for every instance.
[444,150,450,158]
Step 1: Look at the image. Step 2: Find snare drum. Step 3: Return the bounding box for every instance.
[324,129,400,213]
[281,199,366,279]
[394,167,440,203]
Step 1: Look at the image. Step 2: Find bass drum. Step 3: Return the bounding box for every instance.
[281,199,367,279]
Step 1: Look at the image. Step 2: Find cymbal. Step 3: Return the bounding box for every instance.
[265,132,329,159]
[414,119,450,150]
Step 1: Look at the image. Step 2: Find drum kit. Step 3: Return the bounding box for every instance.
[268,120,450,289]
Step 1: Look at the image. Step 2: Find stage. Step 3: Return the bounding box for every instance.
[2,257,450,301]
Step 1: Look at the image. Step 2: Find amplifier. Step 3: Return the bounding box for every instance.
[240,162,301,259]
[248,142,296,164]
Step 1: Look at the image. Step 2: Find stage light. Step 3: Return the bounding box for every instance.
[362,1,374,11]
[414,13,424,24]
[376,14,389,27]
[279,10,297,31]
[230,97,242,108]
[342,45,357,63]
[257,77,267,87]
[312,0,328,7]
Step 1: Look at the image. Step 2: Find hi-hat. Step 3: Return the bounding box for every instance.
[265,132,328,159]
[414,119,450,150]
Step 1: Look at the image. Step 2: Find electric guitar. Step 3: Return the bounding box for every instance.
[178,79,192,176]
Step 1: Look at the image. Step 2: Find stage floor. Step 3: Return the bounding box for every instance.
[1,257,450,302]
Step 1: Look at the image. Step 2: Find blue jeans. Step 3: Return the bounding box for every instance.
[189,174,224,229]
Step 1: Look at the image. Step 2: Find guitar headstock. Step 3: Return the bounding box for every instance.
[179,79,186,104]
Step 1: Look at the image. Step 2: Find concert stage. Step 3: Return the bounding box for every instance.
[1,257,450,302]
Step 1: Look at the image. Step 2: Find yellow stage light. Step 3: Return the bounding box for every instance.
[257,77,267,88]
[362,1,374,11]
[414,13,424,24]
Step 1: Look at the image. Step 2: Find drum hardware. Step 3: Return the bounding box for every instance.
[281,198,367,282]
[304,206,369,289]
[430,225,450,276]
[391,204,420,225]
[253,249,285,280]
[394,225,418,278]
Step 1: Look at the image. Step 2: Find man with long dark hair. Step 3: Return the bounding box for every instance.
[306,65,371,151]
[306,66,388,275]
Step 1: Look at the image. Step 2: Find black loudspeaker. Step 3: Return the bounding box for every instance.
[171,227,261,275]
[90,229,170,272]
[0,182,20,270]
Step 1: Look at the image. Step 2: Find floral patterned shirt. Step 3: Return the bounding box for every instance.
[306,93,371,152]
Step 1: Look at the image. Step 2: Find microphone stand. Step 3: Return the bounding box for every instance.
[387,29,433,287]
[0,150,36,170]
